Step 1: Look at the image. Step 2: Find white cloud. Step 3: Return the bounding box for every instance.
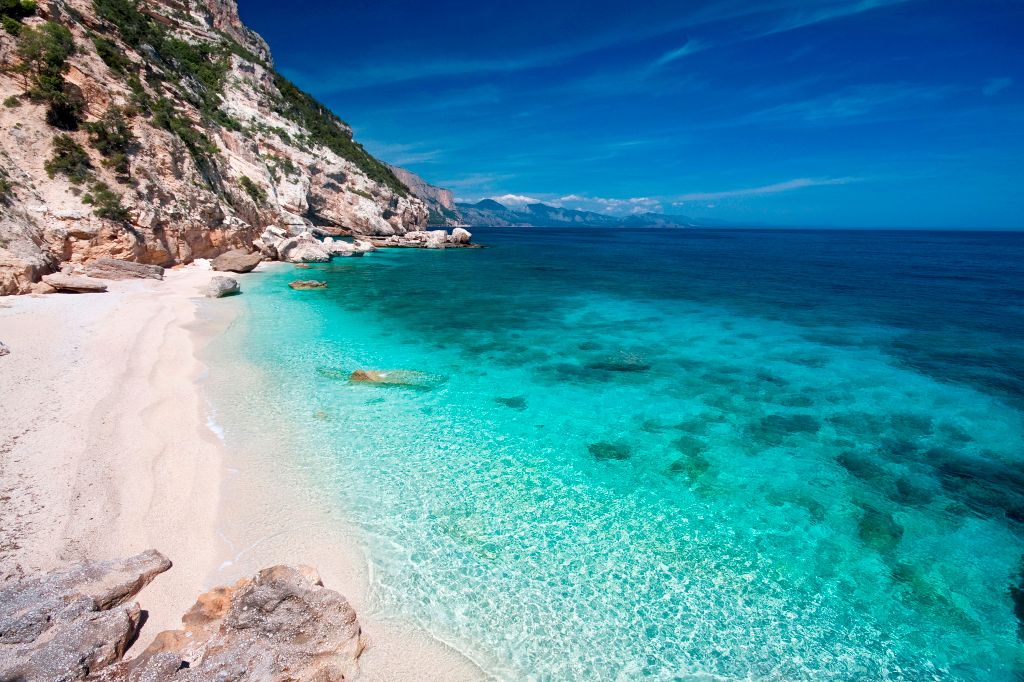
[673,177,858,202]
[492,193,544,207]
[983,77,1013,97]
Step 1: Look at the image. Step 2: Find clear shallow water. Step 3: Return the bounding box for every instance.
[207,229,1024,680]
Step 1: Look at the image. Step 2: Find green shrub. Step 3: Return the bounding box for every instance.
[16,21,81,129]
[44,134,92,184]
[238,175,266,204]
[2,14,20,34]
[84,106,137,178]
[88,180,129,221]
[93,36,131,74]
[0,171,14,204]
[0,0,36,21]
[3,94,19,107]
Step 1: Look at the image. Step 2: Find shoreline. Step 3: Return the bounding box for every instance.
[0,264,489,680]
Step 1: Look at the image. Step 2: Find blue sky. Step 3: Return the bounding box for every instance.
[239,1,1024,228]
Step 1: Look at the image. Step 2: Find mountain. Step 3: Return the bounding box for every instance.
[451,200,699,228]
[0,0,432,294]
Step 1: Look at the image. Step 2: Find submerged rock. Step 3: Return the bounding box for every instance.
[349,369,446,389]
[41,273,108,293]
[588,441,632,461]
[212,249,263,273]
[1011,559,1024,639]
[0,550,171,681]
[203,277,240,298]
[585,352,652,373]
[82,259,165,281]
[495,395,528,411]
[668,453,711,481]
[857,505,904,555]
[289,280,328,290]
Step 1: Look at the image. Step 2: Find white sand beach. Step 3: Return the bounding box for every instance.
[0,265,485,680]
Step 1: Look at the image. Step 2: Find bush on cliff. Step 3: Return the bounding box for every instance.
[84,106,138,179]
[239,175,267,205]
[44,134,92,184]
[15,21,82,129]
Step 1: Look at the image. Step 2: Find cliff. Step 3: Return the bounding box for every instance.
[454,199,700,228]
[0,0,434,294]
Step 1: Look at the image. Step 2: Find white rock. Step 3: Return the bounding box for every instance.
[278,233,331,263]
[450,227,472,244]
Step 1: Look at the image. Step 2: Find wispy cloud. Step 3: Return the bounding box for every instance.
[654,39,709,66]
[739,83,957,124]
[674,176,858,202]
[983,77,1013,97]
[361,140,442,166]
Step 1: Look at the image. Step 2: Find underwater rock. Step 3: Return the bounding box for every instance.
[1011,559,1024,639]
[577,341,602,351]
[750,413,821,446]
[668,453,711,481]
[588,442,632,461]
[585,352,652,373]
[349,369,446,389]
[495,396,528,411]
[857,505,904,554]
[289,280,328,290]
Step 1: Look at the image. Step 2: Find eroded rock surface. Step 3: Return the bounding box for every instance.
[41,273,109,293]
[212,249,263,274]
[82,259,165,281]
[0,550,171,682]
[202,276,240,298]
[0,555,366,682]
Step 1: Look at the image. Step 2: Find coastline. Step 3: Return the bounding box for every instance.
[0,264,488,680]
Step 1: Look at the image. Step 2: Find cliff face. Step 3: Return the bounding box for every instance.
[0,0,432,294]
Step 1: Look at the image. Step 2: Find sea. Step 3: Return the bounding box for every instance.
[203,228,1024,680]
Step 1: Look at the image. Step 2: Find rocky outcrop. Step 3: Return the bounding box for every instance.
[0,555,366,682]
[278,234,331,263]
[82,259,165,281]
[42,273,109,293]
[212,249,263,273]
[203,276,240,298]
[372,229,476,249]
[0,550,171,682]
[0,0,452,294]
[0,341,9,357]
[289,280,327,290]
[106,565,365,682]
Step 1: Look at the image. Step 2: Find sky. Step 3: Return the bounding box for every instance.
[238,0,1024,228]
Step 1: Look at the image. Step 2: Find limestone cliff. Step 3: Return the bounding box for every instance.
[0,0,433,294]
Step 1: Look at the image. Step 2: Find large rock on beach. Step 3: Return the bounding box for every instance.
[82,259,165,281]
[203,277,240,298]
[278,234,331,263]
[0,341,8,357]
[107,565,365,682]
[212,249,263,273]
[41,273,109,293]
[0,550,171,681]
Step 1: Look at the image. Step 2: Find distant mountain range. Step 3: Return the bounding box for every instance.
[452,199,700,228]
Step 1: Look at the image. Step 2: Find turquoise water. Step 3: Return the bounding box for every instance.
[206,229,1024,680]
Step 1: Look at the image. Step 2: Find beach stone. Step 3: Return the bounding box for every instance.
[212,249,263,273]
[203,277,240,298]
[588,442,632,461]
[0,551,171,681]
[289,280,328,290]
[41,273,109,293]
[349,369,445,389]
[82,259,165,281]
[0,341,8,357]
[450,227,472,244]
[116,565,364,682]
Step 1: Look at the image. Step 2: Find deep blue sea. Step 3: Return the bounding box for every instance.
[207,228,1024,680]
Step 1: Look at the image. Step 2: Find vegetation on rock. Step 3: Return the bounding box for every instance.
[44,134,92,184]
[14,21,81,129]
[238,175,266,204]
[84,106,137,179]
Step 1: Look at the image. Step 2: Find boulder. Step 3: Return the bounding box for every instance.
[0,551,171,682]
[0,341,8,357]
[278,233,331,263]
[352,240,377,254]
[202,277,240,298]
[449,227,472,245]
[82,259,165,281]
[114,565,365,682]
[212,249,263,274]
[289,280,328,290]
[322,238,361,258]
[349,369,446,390]
[41,273,109,293]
